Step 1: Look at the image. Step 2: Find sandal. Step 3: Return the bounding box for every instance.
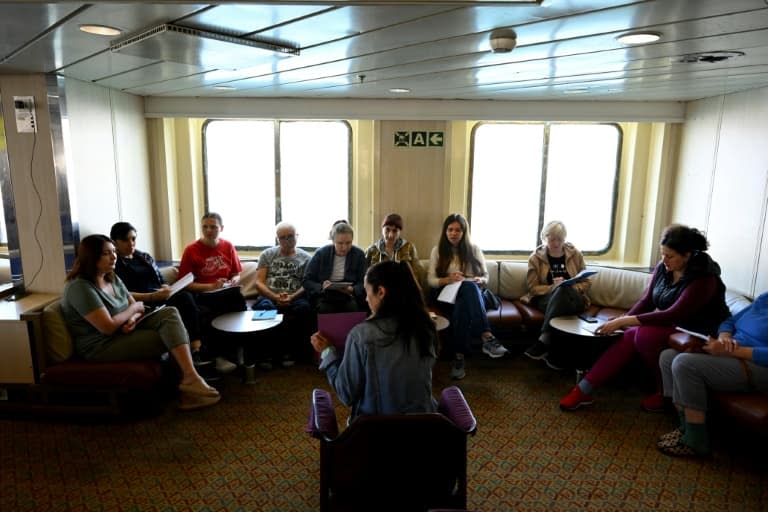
[657,439,709,458]
[657,428,683,447]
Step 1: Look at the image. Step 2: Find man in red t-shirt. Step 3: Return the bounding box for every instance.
[179,212,242,291]
[179,212,244,374]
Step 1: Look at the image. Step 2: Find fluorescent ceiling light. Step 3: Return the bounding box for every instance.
[79,24,123,36]
[389,88,411,93]
[616,31,661,45]
[213,85,235,90]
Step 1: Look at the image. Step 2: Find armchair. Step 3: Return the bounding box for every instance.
[307,386,477,512]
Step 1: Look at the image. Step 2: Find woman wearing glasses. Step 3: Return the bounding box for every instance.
[364,213,423,285]
[522,220,592,370]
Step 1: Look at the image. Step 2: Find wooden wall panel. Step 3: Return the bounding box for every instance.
[377,121,447,259]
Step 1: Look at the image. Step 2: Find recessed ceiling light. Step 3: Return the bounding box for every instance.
[389,88,411,93]
[616,31,661,45]
[213,85,235,90]
[563,88,589,94]
[79,24,123,36]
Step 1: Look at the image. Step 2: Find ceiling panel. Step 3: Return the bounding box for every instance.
[0,0,767,102]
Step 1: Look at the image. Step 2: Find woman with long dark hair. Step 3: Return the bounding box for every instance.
[428,213,507,380]
[311,260,439,419]
[60,234,220,410]
[560,224,730,412]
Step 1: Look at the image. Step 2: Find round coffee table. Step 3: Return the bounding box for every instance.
[212,311,283,383]
[549,315,622,382]
[431,313,450,331]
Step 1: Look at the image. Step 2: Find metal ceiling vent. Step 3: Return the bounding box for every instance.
[679,51,744,64]
[109,23,299,70]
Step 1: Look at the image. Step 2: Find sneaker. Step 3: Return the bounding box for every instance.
[192,351,213,367]
[559,386,594,411]
[641,392,665,412]
[524,341,549,360]
[281,355,295,368]
[544,356,565,371]
[450,356,466,380]
[215,357,238,374]
[482,338,508,358]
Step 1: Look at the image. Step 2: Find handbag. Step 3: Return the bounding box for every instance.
[482,288,501,310]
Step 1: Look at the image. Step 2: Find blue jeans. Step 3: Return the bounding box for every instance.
[435,281,491,356]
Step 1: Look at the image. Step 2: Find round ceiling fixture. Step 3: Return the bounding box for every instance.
[489,28,517,54]
[616,31,661,45]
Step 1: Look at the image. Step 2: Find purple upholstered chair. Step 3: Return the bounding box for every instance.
[307,386,477,512]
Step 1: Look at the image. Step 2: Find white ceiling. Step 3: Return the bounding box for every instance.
[1,0,767,102]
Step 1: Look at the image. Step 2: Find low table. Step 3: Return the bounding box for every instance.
[212,311,283,383]
[549,315,621,382]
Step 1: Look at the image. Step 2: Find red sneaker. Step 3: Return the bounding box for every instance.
[641,392,665,412]
[559,386,594,411]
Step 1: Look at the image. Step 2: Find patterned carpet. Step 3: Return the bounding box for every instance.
[1,353,766,511]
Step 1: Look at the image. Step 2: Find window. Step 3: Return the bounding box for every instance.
[470,122,621,253]
[203,120,351,249]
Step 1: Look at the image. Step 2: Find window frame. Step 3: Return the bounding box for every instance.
[201,118,353,251]
[468,121,623,256]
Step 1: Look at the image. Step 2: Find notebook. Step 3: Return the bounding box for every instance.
[317,311,368,353]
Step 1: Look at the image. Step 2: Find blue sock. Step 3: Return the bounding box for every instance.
[578,379,593,394]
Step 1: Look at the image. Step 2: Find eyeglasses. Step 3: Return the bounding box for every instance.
[278,234,297,241]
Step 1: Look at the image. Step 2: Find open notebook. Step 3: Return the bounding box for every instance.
[317,311,368,354]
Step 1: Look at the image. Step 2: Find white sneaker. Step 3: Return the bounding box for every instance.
[215,357,238,374]
[482,339,508,358]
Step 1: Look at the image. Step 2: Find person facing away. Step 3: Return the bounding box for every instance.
[364,213,424,285]
[252,221,313,365]
[657,291,768,457]
[60,234,220,411]
[311,260,439,419]
[110,221,207,364]
[560,224,730,412]
[178,212,244,374]
[428,213,507,381]
[523,220,592,370]
[303,220,367,313]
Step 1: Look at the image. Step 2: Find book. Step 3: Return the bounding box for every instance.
[560,269,598,286]
[136,304,166,325]
[168,272,194,298]
[325,281,352,290]
[675,326,710,341]
[252,309,278,321]
[202,283,242,294]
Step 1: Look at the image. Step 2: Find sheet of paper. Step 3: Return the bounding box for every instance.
[437,281,462,304]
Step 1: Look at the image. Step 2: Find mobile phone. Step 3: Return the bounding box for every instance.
[578,314,598,323]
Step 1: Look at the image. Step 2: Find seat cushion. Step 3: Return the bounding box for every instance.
[42,360,163,390]
[42,300,74,364]
[712,391,768,434]
[487,299,523,329]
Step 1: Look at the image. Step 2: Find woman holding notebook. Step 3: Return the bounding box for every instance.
[311,261,438,419]
[427,213,507,381]
[560,224,730,412]
[61,234,220,411]
[522,220,593,370]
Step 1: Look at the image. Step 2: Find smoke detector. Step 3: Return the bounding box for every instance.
[489,29,517,54]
